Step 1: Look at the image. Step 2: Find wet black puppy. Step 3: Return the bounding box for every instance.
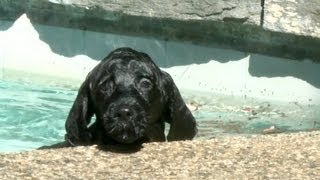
[40,47,197,149]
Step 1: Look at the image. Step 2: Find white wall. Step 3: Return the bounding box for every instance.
[1,14,320,104]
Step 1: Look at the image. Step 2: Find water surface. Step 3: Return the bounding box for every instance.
[0,80,319,152]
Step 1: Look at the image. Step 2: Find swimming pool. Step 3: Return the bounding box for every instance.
[0,80,75,152]
[1,80,319,152]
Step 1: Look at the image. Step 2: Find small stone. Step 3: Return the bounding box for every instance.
[262,125,281,134]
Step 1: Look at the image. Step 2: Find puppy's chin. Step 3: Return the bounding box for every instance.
[112,133,140,144]
[104,121,147,144]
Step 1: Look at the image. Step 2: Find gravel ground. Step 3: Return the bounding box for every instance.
[0,131,320,179]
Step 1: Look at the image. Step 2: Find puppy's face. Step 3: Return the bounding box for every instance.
[90,58,163,144]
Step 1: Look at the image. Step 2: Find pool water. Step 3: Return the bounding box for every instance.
[0,80,75,152]
[185,91,320,138]
[0,80,319,152]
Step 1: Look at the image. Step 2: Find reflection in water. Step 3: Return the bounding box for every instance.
[0,80,319,152]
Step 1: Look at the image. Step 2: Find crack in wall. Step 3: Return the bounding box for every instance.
[260,0,265,27]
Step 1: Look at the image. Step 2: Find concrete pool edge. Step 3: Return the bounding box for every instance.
[1,131,320,178]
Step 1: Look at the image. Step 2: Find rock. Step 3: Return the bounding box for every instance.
[0,0,261,29]
[262,125,282,134]
[264,0,320,38]
[263,0,320,60]
[0,0,319,60]
[0,0,262,57]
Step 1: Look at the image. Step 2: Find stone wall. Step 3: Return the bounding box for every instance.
[0,0,319,61]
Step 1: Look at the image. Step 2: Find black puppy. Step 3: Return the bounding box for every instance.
[41,47,197,149]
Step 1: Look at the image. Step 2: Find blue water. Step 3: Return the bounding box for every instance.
[0,80,76,152]
[1,80,319,152]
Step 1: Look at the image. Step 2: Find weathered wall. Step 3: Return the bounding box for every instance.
[0,0,319,60]
[1,14,320,105]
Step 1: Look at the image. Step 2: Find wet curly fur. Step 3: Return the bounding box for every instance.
[40,47,197,149]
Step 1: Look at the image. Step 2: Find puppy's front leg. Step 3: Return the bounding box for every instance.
[65,79,94,146]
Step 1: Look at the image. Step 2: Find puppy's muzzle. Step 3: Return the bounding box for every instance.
[112,105,136,122]
[104,102,146,143]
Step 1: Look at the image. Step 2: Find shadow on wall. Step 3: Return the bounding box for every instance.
[249,55,320,88]
[31,23,247,67]
[2,15,320,89]
[0,20,14,31]
[33,22,320,89]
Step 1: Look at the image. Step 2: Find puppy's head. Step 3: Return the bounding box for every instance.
[89,48,164,143]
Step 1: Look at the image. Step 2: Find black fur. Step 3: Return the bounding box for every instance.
[40,47,197,149]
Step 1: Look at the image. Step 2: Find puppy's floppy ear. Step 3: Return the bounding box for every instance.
[65,76,94,146]
[161,71,197,141]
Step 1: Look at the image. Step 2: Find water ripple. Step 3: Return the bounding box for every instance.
[1,80,319,152]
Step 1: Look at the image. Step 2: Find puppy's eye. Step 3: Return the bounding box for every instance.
[99,79,115,95]
[138,78,153,90]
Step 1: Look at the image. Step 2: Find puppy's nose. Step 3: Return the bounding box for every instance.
[116,108,133,120]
